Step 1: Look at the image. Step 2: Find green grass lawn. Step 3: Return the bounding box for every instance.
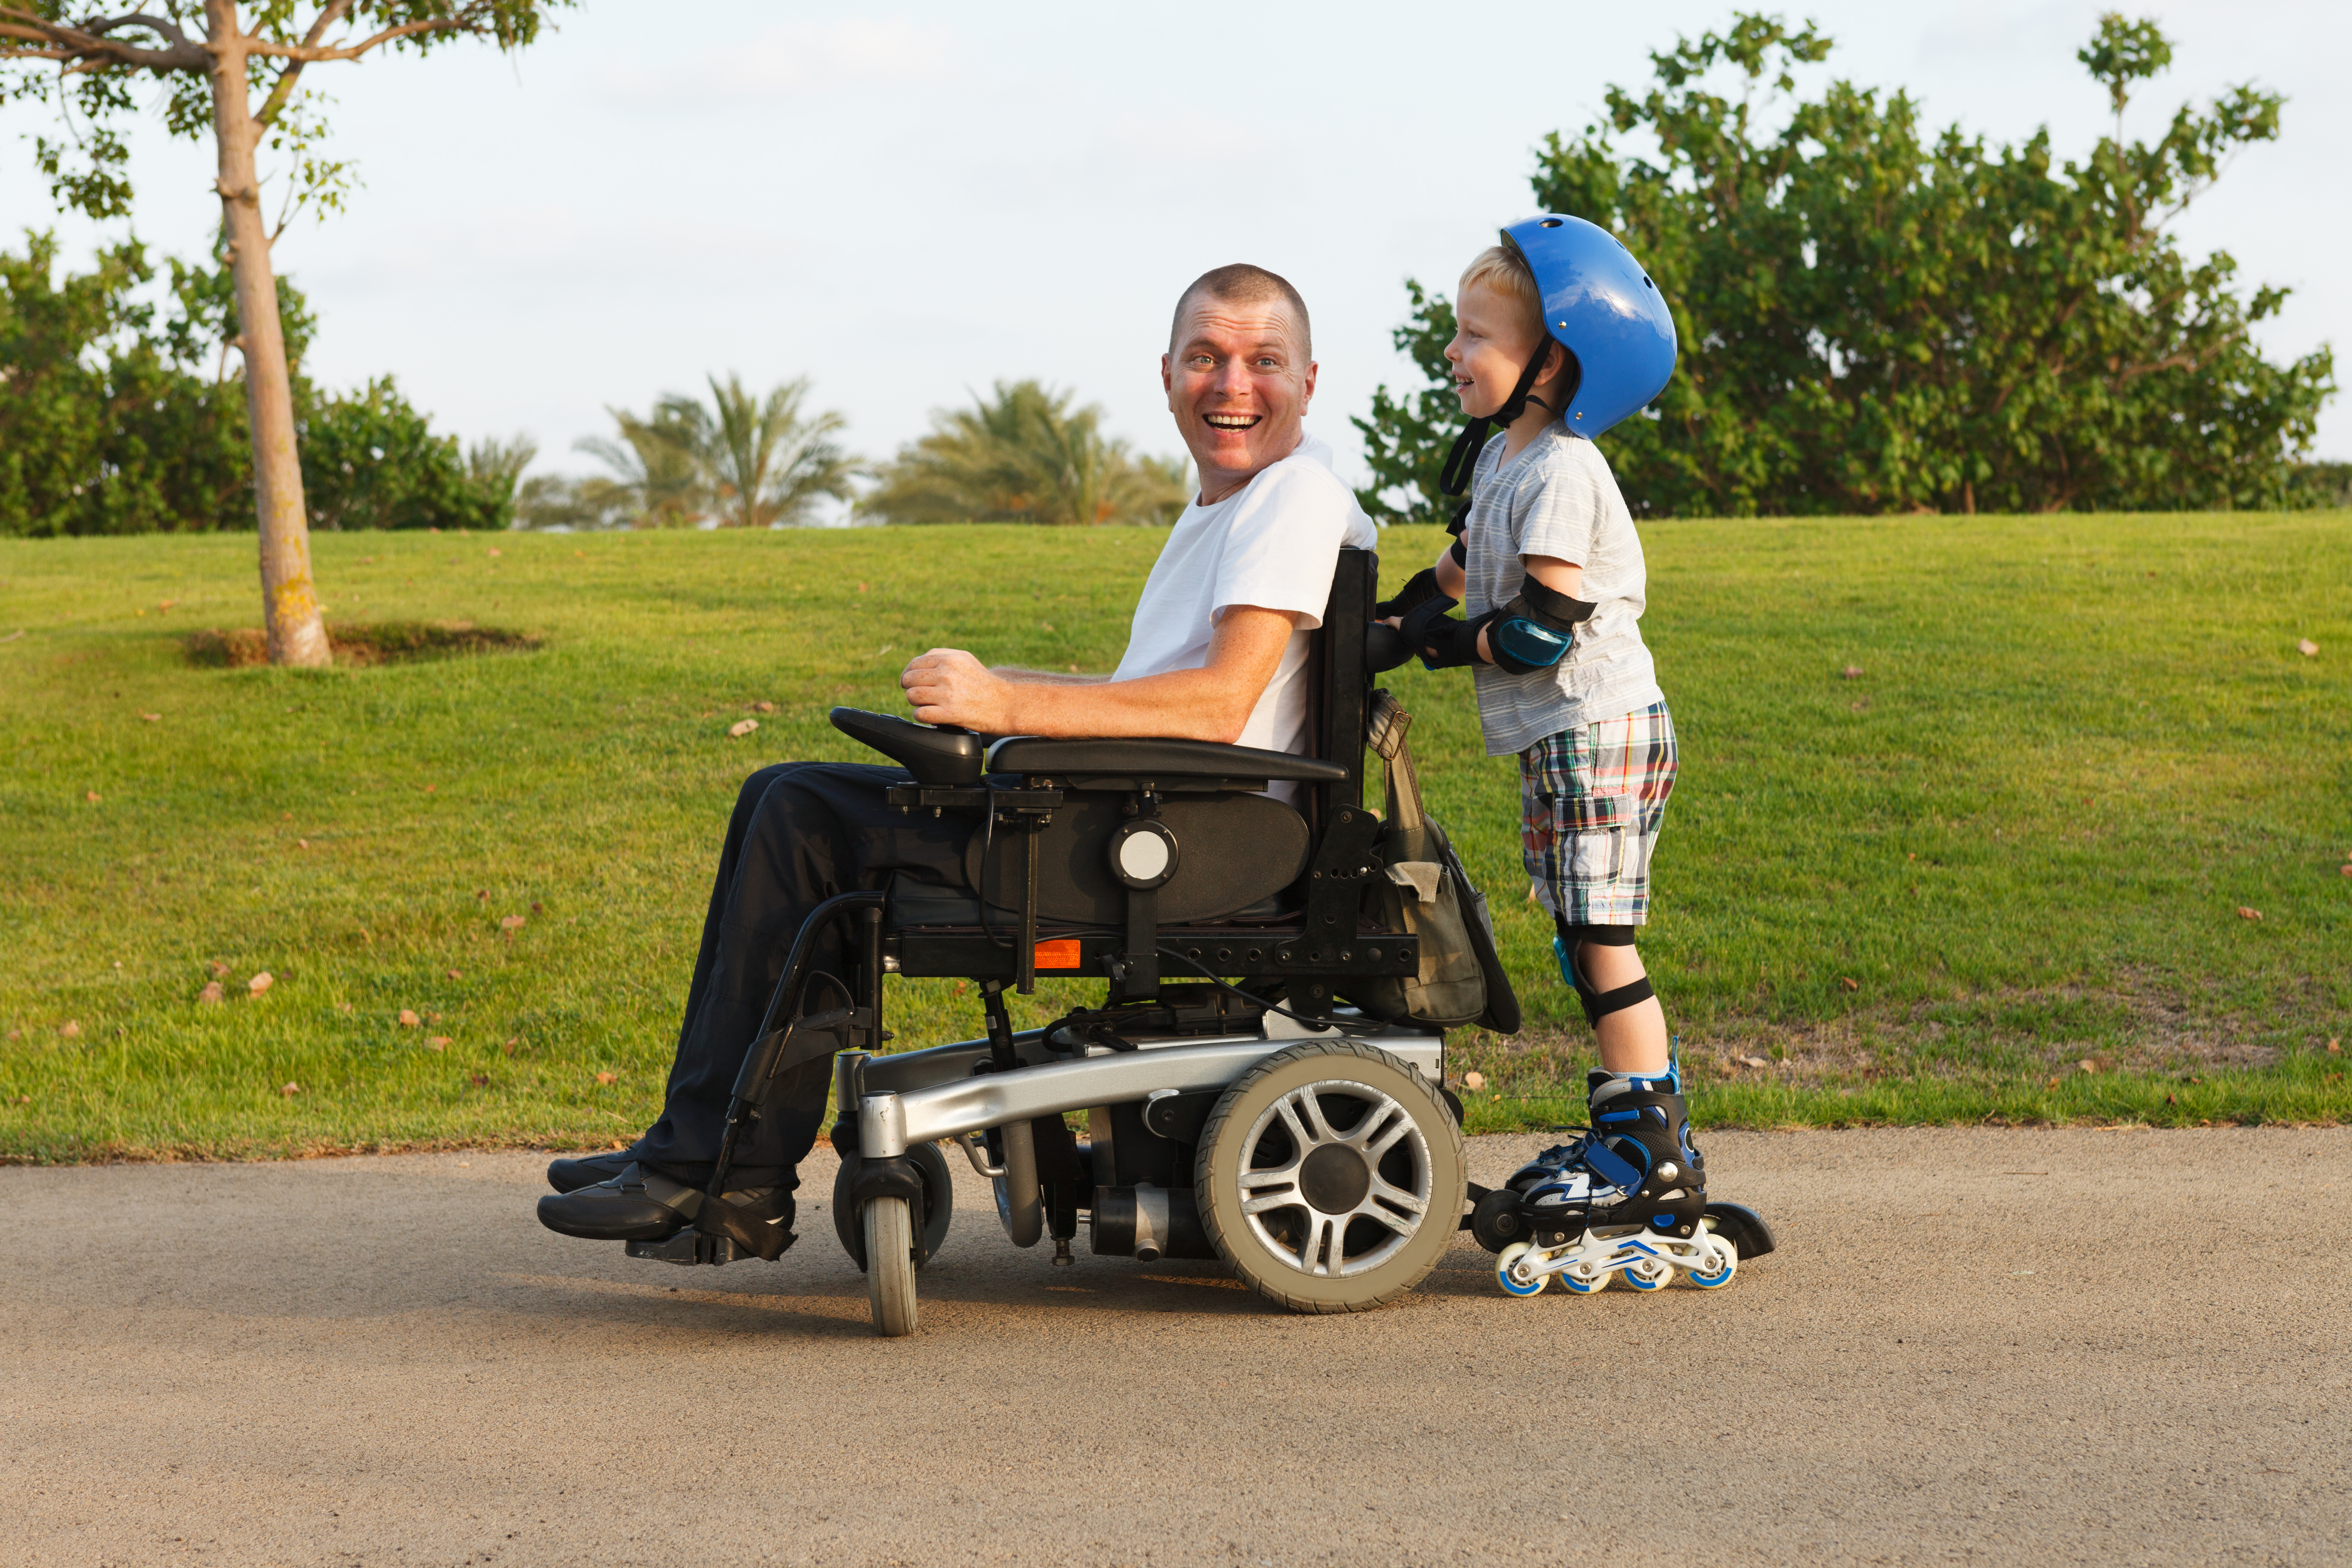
[2,512,2347,1162]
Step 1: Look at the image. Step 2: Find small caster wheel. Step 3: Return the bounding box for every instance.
[1686,1233,1738,1290]
[1496,1242,1547,1297]
[1471,1187,1527,1255]
[1625,1255,1673,1291]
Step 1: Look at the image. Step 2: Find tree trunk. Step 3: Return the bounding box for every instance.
[206,1,329,668]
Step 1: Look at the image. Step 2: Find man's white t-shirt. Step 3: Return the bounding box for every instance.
[1112,432,1378,769]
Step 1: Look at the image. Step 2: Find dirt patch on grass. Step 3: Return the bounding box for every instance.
[183,620,541,668]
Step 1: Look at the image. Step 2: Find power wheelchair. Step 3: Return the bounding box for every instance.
[622,547,1754,1336]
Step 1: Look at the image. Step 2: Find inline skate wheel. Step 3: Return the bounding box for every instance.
[1559,1259,1606,1295]
[1495,1242,1547,1297]
[1624,1255,1673,1291]
[1686,1233,1738,1289]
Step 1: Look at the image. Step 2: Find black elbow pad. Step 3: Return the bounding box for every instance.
[1488,578,1598,676]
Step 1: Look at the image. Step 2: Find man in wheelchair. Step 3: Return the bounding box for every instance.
[536,263,1381,1250]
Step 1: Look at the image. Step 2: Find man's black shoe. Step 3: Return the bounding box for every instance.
[536,1162,792,1244]
[547,1147,641,1194]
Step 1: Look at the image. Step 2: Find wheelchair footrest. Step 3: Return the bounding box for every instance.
[624,1230,750,1267]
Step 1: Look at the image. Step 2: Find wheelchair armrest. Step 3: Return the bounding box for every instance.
[984,735,1348,783]
[830,708,985,786]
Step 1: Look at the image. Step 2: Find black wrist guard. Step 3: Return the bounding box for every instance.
[1375,567,1444,622]
[1400,595,1494,671]
[1487,578,1599,675]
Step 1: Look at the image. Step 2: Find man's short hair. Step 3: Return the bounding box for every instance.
[1460,244,1548,346]
[1169,264,1312,359]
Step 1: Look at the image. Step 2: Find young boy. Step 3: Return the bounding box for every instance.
[1378,217,1703,1249]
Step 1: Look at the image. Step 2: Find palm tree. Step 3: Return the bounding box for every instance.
[574,377,858,528]
[863,380,1191,526]
[576,401,707,527]
[673,373,858,527]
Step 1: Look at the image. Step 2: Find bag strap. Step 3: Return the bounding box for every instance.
[1367,689,1432,857]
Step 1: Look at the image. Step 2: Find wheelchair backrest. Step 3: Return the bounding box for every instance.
[1305,546,1377,828]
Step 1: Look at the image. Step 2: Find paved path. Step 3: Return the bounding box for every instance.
[3,1128,2346,1567]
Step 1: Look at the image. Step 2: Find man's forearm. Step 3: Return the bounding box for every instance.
[998,666,1252,740]
[991,666,1112,687]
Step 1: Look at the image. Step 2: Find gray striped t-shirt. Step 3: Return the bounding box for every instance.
[1462,423,1663,757]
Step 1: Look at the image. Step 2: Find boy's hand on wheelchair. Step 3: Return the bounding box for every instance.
[900,648,1011,731]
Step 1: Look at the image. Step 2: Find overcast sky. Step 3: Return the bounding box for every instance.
[5,0,2344,513]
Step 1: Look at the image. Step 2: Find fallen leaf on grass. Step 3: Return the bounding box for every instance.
[750,700,776,713]
[1737,1055,1771,1069]
[475,889,488,901]
[84,791,99,803]
[335,1002,353,1015]
[1840,665,1864,679]
[1462,1071,1485,1091]
[2045,1076,2061,1089]
[530,900,544,912]
[2329,1038,2342,1054]
[728,718,759,738]
[60,1020,81,1038]
[423,784,436,793]
[426,1037,451,1050]
[211,960,228,977]
[1839,976,1860,991]
[296,838,308,849]
[487,547,502,558]
[503,1037,518,1053]
[397,1009,420,1027]
[2078,1058,2107,1073]
[197,982,223,1004]
[247,972,273,996]
[2237,906,2262,921]
[500,915,525,931]
[469,1073,490,1086]
[139,712,160,722]
[595,1071,617,1085]
[2297,638,2318,657]
[280,1082,302,1096]
[446,969,462,980]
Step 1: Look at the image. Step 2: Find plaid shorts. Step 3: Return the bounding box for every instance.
[1519,699,1678,926]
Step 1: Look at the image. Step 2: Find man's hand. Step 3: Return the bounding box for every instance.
[900,648,1013,731]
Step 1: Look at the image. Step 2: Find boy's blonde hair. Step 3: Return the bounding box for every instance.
[1460,244,1547,347]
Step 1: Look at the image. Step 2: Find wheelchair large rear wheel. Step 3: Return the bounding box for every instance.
[863,1197,918,1337]
[1194,1039,1464,1313]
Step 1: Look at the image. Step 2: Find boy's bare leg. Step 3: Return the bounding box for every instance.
[1577,942,1671,1074]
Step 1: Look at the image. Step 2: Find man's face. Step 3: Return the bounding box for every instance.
[1162,296,1316,503]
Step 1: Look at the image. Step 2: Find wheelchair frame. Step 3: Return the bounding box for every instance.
[642,548,1517,1334]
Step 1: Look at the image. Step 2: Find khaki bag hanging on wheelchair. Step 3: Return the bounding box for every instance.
[1354,691,1513,1032]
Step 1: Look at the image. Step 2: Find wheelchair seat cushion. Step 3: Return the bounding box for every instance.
[985,735,1347,784]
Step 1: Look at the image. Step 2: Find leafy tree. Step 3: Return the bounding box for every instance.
[1,230,507,536]
[1354,12,2335,519]
[1,231,252,534]
[864,379,1190,526]
[3,2,571,663]
[299,375,506,530]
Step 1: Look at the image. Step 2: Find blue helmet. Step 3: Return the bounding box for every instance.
[1501,214,1677,438]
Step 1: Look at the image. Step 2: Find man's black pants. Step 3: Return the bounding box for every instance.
[636,762,970,1191]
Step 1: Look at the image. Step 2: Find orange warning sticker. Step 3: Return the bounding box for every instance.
[1033,939,1081,970]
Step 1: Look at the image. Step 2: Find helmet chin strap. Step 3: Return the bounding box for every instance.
[1438,343,1558,536]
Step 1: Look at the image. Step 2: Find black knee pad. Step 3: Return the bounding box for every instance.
[1550,916,1651,1027]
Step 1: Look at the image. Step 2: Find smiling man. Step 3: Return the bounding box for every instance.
[534,263,1376,1251]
